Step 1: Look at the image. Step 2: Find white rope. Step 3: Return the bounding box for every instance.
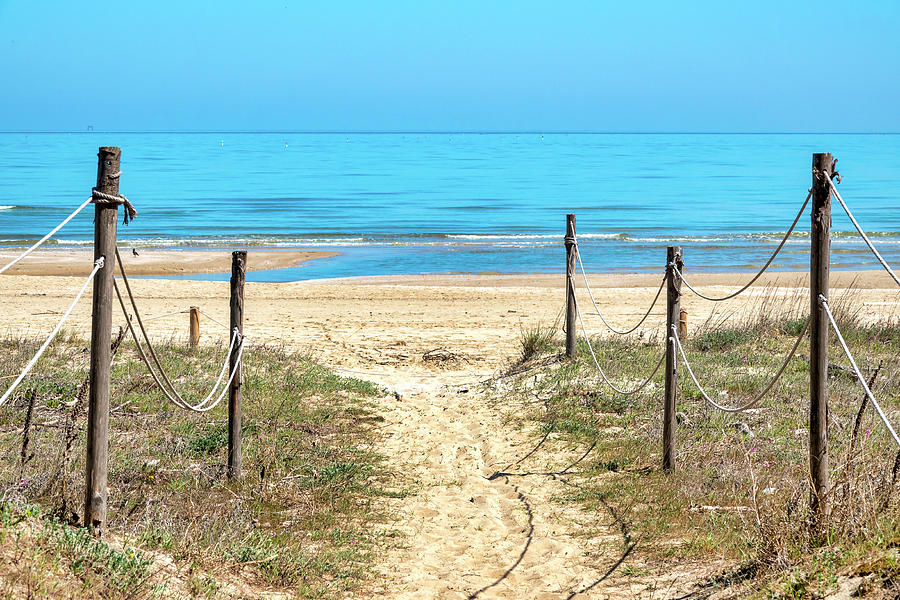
[0,257,103,407]
[114,280,242,413]
[575,294,665,395]
[827,178,900,289]
[675,189,812,302]
[113,247,243,412]
[0,197,93,275]
[574,243,665,335]
[820,295,900,449]
[671,318,808,413]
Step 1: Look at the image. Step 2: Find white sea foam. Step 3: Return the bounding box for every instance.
[0,206,14,211]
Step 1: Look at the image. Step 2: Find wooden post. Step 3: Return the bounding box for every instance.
[228,251,246,479]
[663,246,683,473]
[565,214,577,358]
[810,153,834,522]
[84,147,120,534]
[189,306,200,348]
[679,309,688,339]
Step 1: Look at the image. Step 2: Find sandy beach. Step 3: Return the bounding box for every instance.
[3,264,900,597]
[3,263,898,377]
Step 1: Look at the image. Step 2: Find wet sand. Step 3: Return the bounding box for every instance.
[0,248,337,277]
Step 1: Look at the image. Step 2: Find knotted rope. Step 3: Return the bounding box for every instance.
[91,174,137,225]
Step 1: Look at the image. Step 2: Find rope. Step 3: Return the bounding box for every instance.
[197,309,228,329]
[671,318,809,413]
[820,295,900,449]
[0,258,104,407]
[141,309,191,323]
[115,279,242,413]
[114,247,242,412]
[0,197,93,275]
[675,189,812,302]
[91,187,137,225]
[575,294,665,395]
[826,177,900,289]
[574,243,665,335]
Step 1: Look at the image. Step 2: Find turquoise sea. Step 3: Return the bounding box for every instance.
[1,133,899,281]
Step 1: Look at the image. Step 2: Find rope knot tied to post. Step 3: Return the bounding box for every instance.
[91,188,137,225]
[831,158,841,184]
[812,160,840,185]
[564,233,576,248]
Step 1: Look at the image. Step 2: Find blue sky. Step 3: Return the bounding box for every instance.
[0,1,897,132]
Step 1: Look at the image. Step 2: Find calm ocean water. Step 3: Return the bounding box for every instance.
[1,133,899,281]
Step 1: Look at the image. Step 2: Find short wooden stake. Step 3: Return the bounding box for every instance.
[227,251,246,480]
[84,147,120,534]
[565,214,577,358]
[679,309,688,339]
[810,152,834,523]
[189,306,200,348]
[663,246,683,473]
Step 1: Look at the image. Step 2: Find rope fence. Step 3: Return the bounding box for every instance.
[113,250,244,413]
[0,147,249,533]
[4,145,900,534]
[563,152,900,522]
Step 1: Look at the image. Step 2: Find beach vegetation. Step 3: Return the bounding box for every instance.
[492,287,900,597]
[518,320,559,363]
[0,335,397,599]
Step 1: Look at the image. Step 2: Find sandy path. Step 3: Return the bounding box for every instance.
[3,270,900,598]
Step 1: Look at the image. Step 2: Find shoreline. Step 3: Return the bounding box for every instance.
[1,248,898,289]
[0,248,338,277]
[287,269,899,289]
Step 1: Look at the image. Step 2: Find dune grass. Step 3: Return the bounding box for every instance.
[499,287,900,598]
[0,332,399,599]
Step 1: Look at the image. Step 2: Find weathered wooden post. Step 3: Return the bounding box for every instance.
[189,306,200,348]
[810,153,834,522]
[85,147,120,534]
[663,246,683,473]
[565,214,577,358]
[228,251,246,479]
[679,309,688,339]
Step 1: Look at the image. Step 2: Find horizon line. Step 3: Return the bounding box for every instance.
[1,130,899,135]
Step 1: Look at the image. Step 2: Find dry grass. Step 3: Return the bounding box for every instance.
[0,333,401,599]
[498,286,900,598]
